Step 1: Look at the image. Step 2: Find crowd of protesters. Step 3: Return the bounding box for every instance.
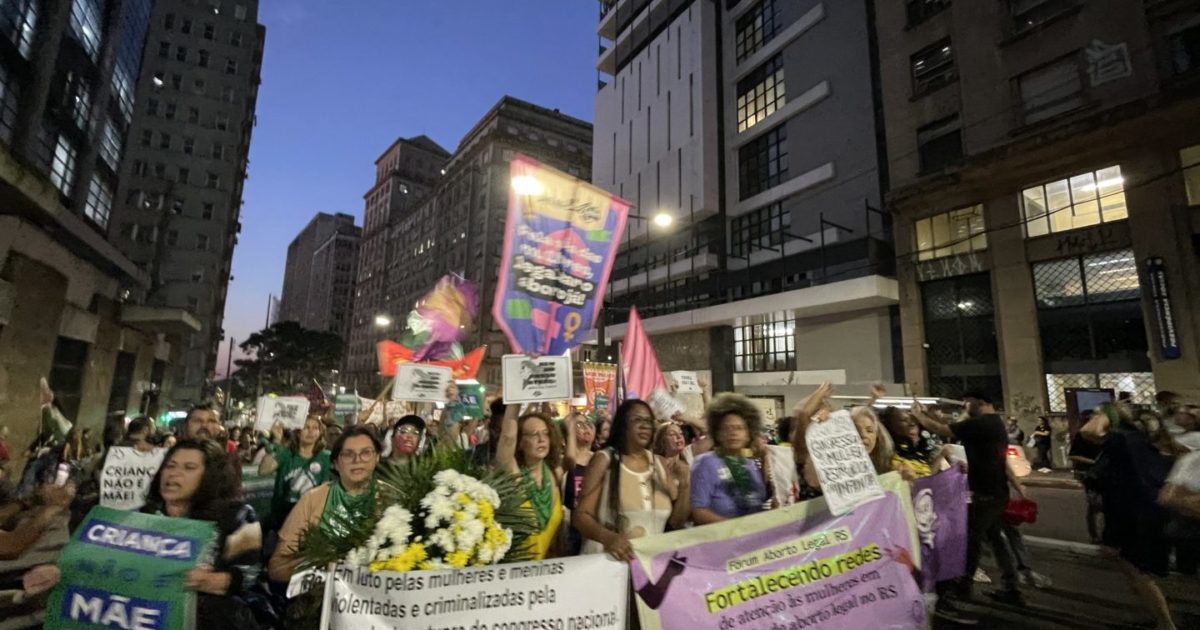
[0,376,1196,629]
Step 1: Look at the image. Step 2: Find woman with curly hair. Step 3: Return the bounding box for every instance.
[573,400,690,561]
[497,404,564,559]
[142,439,262,626]
[690,393,777,524]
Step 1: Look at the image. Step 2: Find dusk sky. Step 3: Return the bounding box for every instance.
[219,1,598,374]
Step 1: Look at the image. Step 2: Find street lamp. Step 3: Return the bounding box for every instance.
[628,210,673,228]
[374,314,392,328]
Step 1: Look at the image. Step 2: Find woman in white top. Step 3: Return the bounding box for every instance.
[573,400,691,561]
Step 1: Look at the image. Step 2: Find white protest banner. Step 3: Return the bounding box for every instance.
[392,364,453,402]
[323,555,628,630]
[501,354,573,403]
[646,387,685,420]
[670,371,701,394]
[804,409,885,515]
[255,396,311,431]
[98,446,166,510]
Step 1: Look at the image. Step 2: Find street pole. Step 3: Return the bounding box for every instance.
[223,336,234,419]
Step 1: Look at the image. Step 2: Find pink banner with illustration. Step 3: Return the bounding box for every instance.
[630,473,925,630]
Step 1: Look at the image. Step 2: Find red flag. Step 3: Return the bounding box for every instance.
[620,306,667,400]
[375,341,486,380]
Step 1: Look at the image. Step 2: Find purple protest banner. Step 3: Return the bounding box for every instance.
[630,473,925,630]
[910,466,969,591]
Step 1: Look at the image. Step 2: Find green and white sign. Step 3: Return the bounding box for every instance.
[45,506,217,630]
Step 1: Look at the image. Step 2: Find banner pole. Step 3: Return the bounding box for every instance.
[318,563,336,630]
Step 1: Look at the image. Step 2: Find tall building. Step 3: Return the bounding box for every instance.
[344,135,448,392]
[382,96,592,387]
[592,0,897,407]
[110,0,265,405]
[279,211,361,341]
[0,0,195,452]
[875,1,1200,410]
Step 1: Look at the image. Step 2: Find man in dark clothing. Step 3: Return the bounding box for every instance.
[471,399,506,467]
[913,392,1023,622]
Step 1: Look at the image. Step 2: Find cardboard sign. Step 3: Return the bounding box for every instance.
[670,371,702,394]
[501,354,573,403]
[392,364,453,402]
[254,396,311,431]
[98,446,167,511]
[804,409,885,515]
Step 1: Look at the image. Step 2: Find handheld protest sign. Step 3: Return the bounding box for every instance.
[670,371,702,394]
[45,506,217,630]
[254,396,310,432]
[99,446,167,510]
[804,409,885,515]
[501,354,573,403]
[391,364,453,402]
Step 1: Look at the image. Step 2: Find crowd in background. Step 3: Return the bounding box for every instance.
[0,378,1196,629]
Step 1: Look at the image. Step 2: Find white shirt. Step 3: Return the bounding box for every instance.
[1167,451,1200,492]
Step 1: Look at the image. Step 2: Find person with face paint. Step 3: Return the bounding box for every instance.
[561,412,596,555]
[389,415,426,465]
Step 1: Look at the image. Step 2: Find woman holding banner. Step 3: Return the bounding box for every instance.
[269,425,382,583]
[141,439,263,626]
[690,393,776,524]
[574,400,690,561]
[496,404,564,560]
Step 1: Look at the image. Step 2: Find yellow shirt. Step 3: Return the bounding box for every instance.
[522,487,563,560]
[891,453,933,478]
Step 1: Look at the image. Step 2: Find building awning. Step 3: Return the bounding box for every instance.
[591,274,899,342]
[121,305,202,336]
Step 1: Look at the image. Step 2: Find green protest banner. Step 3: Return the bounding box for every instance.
[44,505,217,630]
[456,384,487,419]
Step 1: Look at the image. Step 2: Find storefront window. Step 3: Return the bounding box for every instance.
[1022,165,1127,237]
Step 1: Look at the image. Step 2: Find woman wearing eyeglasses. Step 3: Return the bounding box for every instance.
[268,425,382,582]
[561,412,596,555]
[573,400,691,561]
[387,415,427,466]
[497,404,564,560]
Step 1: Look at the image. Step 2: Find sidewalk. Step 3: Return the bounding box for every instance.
[1018,469,1081,490]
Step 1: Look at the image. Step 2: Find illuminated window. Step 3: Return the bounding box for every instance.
[1021,165,1126,237]
[736,54,785,132]
[914,205,986,261]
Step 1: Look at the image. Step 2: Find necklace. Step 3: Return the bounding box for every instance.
[522,462,554,529]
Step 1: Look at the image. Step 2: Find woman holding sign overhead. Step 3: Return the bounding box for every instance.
[496,403,564,559]
[141,439,263,626]
[690,393,776,524]
[573,399,690,561]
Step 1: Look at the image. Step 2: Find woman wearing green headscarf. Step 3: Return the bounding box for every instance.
[268,425,381,583]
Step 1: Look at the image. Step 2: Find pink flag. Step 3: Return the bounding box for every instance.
[620,306,667,400]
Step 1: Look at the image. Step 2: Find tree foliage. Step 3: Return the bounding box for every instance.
[233,321,343,397]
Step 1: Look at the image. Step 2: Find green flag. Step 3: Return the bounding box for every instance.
[44,505,217,629]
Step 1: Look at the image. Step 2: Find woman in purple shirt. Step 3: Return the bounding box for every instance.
[690,393,775,523]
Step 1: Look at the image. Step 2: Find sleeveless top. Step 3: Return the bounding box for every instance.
[581,449,674,555]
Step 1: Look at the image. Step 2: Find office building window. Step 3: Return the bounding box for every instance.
[207,172,220,189]
[189,106,200,123]
[734,312,795,372]
[191,268,204,283]
[1182,145,1200,206]
[171,73,181,90]
[63,72,90,130]
[230,30,242,46]
[177,166,189,184]
[176,46,187,62]
[164,102,175,119]
[1,0,38,59]
[1018,55,1083,124]
[911,39,956,96]
[738,123,788,199]
[736,54,785,132]
[171,197,184,214]
[181,18,191,34]
[83,175,112,228]
[915,205,986,261]
[193,78,205,94]
[132,160,145,176]
[154,162,166,178]
[735,0,781,63]
[731,202,788,258]
[907,0,950,27]
[203,23,214,40]
[69,0,102,60]
[158,41,169,58]
[916,115,962,173]
[202,202,215,219]
[212,143,224,160]
[187,297,199,312]
[1011,0,1077,35]
[216,114,229,130]
[48,337,89,421]
[164,13,174,29]
[1171,20,1200,76]
[50,135,77,195]
[1022,165,1127,237]
[234,4,247,21]
[146,98,159,116]
[166,230,178,246]
[198,49,209,67]
[183,136,194,155]
[196,234,209,251]
[99,119,121,169]
[112,65,134,121]
[159,132,170,149]
[226,58,238,75]
[140,129,151,147]
[222,86,235,102]
[0,65,17,142]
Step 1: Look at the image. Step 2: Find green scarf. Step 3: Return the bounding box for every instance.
[522,462,554,529]
[323,478,377,536]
